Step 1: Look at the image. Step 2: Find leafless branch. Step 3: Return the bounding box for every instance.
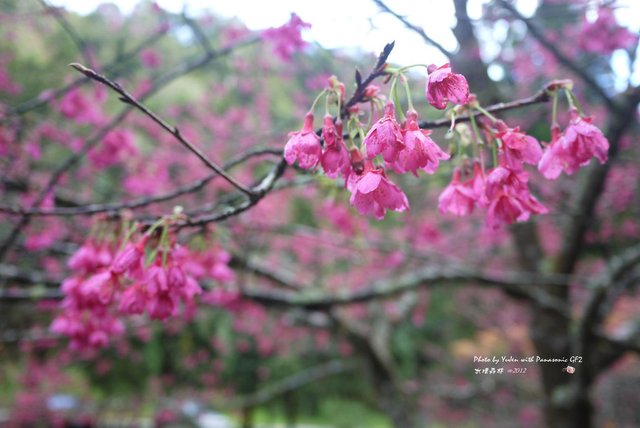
[222,360,351,409]
[496,0,616,111]
[372,0,453,58]
[69,63,256,198]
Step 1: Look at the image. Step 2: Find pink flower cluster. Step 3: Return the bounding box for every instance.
[284,64,470,220]
[439,120,548,229]
[51,230,235,350]
[284,100,453,220]
[579,7,637,55]
[261,14,311,61]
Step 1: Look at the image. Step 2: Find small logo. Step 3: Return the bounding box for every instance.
[562,365,575,374]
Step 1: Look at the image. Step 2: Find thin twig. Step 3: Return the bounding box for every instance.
[0,148,282,217]
[69,62,257,198]
[496,0,616,111]
[0,37,259,262]
[373,0,453,58]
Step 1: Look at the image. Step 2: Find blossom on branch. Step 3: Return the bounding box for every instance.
[425,63,469,110]
[391,109,450,176]
[363,101,405,163]
[284,111,321,170]
[538,110,609,179]
[348,161,409,220]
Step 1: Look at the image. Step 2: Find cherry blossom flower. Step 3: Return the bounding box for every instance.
[89,129,138,169]
[391,110,450,176]
[485,166,548,229]
[425,63,469,110]
[320,115,350,178]
[492,120,542,171]
[363,101,404,163]
[348,162,409,220]
[58,88,104,125]
[438,168,478,216]
[538,111,609,179]
[284,111,321,170]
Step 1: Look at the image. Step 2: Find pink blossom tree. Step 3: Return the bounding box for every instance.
[1,1,639,427]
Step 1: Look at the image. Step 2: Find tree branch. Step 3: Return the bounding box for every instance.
[0,36,259,262]
[222,360,351,409]
[239,265,571,314]
[420,83,551,129]
[496,0,616,111]
[372,0,453,58]
[0,148,282,217]
[69,63,256,198]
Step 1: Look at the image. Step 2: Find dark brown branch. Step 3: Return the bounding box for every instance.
[223,360,351,409]
[69,63,256,198]
[373,0,453,58]
[420,84,551,129]
[0,148,282,217]
[341,42,395,117]
[497,0,617,111]
[39,0,93,66]
[239,265,570,313]
[182,11,214,55]
[168,158,288,228]
[229,253,303,291]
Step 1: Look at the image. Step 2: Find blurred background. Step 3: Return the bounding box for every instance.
[0,0,639,427]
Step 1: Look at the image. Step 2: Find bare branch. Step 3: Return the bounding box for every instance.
[39,0,93,66]
[420,84,551,129]
[0,36,259,262]
[69,63,257,198]
[239,265,570,314]
[372,0,453,58]
[496,0,616,111]
[0,148,282,217]
[223,360,351,409]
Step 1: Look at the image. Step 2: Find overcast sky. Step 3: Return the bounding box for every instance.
[48,0,639,85]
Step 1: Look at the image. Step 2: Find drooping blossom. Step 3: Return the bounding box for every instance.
[538,111,609,179]
[320,115,350,178]
[284,112,321,170]
[391,110,449,175]
[494,120,542,170]
[261,14,311,61]
[425,63,469,110]
[363,101,404,163]
[438,168,479,216]
[484,166,548,229]
[579,7,637,55]
[348,161,409,220]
